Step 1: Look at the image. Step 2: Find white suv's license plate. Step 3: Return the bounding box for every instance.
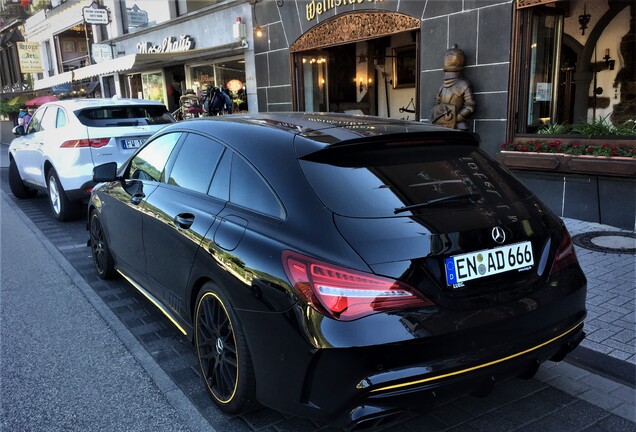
[121,138,145,149]
[445,241,534,286]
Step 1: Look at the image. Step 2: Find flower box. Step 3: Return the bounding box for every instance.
[498,151,635,178]
[498,136,636,178]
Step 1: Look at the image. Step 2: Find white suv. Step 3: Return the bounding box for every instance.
[8,98,175,221]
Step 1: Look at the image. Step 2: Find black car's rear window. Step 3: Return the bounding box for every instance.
[299,144,532,218]
[76,105,174,127]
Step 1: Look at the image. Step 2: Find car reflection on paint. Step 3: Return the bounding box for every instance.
[88,113,586,429]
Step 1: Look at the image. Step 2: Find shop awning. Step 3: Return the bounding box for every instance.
[71,43,244,81]
[33,71,74,91]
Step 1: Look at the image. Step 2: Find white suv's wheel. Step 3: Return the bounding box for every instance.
[47,169,81,221]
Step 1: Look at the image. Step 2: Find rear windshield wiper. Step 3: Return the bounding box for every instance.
[394,193,481,214]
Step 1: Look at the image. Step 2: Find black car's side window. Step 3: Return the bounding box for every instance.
[208,150,230,201]
[168,134,224,194]
[229,153,284,218]
[129,133,181,182]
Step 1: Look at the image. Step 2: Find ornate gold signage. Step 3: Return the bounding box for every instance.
[306,0,385,21]
[516,0,558,9]
[291,11,419,52]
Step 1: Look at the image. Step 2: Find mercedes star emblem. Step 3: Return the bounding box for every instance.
[492,226,506,244]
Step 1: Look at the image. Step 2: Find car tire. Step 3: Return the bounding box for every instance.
[8,158,37,199]
[89,210,117,279]
[47,168,81,221]
[194,283,257,414]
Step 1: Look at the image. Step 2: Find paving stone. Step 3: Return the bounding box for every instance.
[550,400,611,429]
[596,414,636,432]
[578,389,624,412]
[610,403,636,424]
[580,374,623,393]
[403,414,446,432]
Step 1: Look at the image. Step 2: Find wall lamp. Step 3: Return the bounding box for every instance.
[603,49,615,70]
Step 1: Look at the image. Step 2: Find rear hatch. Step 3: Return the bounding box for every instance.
[298,133,561,309]
[75,104,174,167]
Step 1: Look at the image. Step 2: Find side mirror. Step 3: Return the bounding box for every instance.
[93,162,118,183]
[12,125,25,135]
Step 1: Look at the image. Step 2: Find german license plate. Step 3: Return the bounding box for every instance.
[121,138,146,149]
[445,241,534,286]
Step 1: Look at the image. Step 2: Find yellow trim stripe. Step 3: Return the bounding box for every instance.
[117,270,188,336]
[370,323,582,393]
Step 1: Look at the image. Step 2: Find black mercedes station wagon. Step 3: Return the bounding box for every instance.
[88,113,586,429]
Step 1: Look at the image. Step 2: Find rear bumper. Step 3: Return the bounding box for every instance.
[237,271,587,427]
[340,322,585,430]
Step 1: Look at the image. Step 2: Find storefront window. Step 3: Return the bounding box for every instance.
[189,58,247,112]
[142,72,165,105]
[526,13,563,131]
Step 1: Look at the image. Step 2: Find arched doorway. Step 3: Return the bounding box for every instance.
[290,11,420,119]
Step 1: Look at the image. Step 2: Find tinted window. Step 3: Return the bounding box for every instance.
[168,134,224,193]
[230,154,283,218]
[208,150,230,201]
[76,105,174,127]
[300,146,533,218]
[129,133,181,182]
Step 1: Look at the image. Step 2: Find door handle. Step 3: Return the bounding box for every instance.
[130,192,145,205]
[174,213,195,229]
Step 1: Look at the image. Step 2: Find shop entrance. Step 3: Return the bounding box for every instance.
[291,12,420,119]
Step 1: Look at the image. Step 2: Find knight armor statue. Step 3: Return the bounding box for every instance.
[431,44,476,130]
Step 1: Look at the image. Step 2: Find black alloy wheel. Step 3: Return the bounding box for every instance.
[90,211,116,279]
[8,158,37,199]
[194,284,256,413]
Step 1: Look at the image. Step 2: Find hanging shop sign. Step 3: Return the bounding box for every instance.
[137,36,195,54]
[17,41,43,73]
[83,1,110,25]
[92,43,113,63]
[306,0,385,22]
[126,4,149,28]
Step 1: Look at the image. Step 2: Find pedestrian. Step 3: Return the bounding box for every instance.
[23,108,34,127]
[222,88,233,114]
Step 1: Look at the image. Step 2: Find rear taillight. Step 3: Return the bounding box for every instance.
[60,138,110,148]
[282,250,434,321]
[550,230,578,275]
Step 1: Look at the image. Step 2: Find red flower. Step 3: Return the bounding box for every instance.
[520,145,528,152]
[555,140,561,145]
[535,144,542,151]
[573,144,580,149]
[586,147,595,154]
[610,149,617,156]
[602,144,610,149]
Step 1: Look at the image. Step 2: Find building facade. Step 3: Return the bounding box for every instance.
[10,0,636,229]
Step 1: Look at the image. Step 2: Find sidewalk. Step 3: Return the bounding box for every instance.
[0,193,208,431]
